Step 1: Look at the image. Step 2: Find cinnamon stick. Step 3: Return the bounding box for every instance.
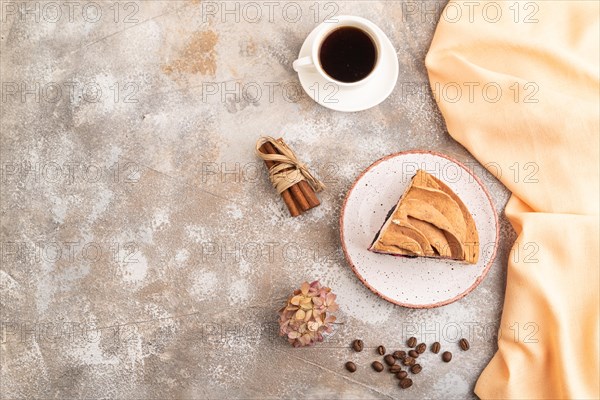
[267,141,310,212]
[259,142,301,217]
[298,180,320,208]
[274,138,320,210]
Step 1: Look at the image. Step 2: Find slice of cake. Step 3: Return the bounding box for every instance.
[369,170,479,264]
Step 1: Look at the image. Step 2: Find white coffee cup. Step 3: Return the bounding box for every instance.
[292,15,383,88]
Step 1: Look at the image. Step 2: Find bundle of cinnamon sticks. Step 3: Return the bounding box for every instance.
[257,137,323,217]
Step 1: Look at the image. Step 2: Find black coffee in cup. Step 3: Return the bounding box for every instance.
[319,27,377,83]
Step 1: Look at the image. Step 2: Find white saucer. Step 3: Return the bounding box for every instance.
[340,151,499,308]
[296,22,399,112]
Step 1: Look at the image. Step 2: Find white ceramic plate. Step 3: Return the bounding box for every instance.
[340,151,499,308]
[296,19,399,112]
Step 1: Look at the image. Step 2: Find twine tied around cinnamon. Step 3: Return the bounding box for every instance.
[255,136,325,194]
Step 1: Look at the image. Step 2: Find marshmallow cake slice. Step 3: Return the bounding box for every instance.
[369,170,479,264]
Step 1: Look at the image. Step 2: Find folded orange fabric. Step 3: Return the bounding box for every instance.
[426,1,599,399]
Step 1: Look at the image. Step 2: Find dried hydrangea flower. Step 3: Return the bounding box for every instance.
[278,280,338,347]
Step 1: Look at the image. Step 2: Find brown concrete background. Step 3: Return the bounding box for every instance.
[1,1,515,398]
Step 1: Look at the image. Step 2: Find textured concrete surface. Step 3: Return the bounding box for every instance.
[0,1,515,398]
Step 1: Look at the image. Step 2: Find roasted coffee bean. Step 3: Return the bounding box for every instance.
[352,339,364,352]
[389,364,402,373]
[399,378,413,389]
[396,371,408,380]
[407,337,417,348]
[377,345,386,355]
[431,342,441,354]
[384,354,396,366]
[442,351,453,362]
[372,361,384,372]
[416,343,426,354]
[408,350,419,358]
[410,364,422,374]
[393,350,406,359]
[459,338,470,351]
[345,361,357,373]
[402,356,415,366]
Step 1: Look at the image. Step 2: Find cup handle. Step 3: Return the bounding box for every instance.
[292,56,314,72]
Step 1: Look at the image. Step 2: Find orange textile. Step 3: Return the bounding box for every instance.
[426,1,600,398]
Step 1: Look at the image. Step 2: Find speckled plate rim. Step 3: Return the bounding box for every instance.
[339,150,500,309]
